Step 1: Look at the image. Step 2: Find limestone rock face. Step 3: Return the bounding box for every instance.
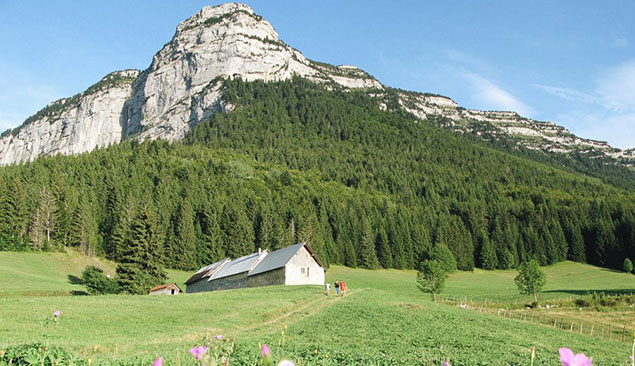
[392,90,634,164]
[0,3,631,166]
[0,3,383,165]
[0,70,139,165]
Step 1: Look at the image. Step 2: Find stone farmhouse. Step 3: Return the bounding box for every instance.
[185,242,325,293]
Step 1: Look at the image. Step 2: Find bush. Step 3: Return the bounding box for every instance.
[0,235,31,252]
[0,343,86,366]
[81,265,119,295]
[623,258,633,273]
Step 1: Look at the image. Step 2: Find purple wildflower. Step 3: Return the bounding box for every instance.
[152,357,163,366]
[261,344,270,357]
[53,310,61,317]
[278,361,295,366]
[189,346,209,361]
[214,335,223,340]
[559,347,591,366]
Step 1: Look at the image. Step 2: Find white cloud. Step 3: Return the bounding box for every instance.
[595,60,635,111]
[534,60,635,148]
[533,84,606,106]
[464,72,533,116]
[558,111,635,150]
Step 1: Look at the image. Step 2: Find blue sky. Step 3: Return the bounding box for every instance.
[1,1,634,148]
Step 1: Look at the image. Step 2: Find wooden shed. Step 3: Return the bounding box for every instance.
[149,283,181,295]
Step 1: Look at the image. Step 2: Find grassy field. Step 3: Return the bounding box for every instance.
[0,251,191,297]
[1,254,633,365]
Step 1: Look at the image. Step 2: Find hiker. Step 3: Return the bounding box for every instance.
[325,281,331,296]
[334,280,340,296]
[341,280,346,297]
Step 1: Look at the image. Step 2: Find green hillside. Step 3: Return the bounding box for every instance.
[1,253,633,365]
[0,251,189,297]
[1,78,634,278]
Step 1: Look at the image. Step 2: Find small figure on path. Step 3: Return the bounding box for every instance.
[325,281,331,296]
[334,280,340,296]
[341,280,347,297]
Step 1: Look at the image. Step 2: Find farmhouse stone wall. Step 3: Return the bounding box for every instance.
[285,246,324,285]
[247,268,285,288]
[186,279,211,293]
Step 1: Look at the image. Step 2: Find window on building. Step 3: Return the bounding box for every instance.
[301,267,305,275]
[307,267,310,277]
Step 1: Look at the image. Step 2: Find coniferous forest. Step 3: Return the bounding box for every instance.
[0,78,633,285]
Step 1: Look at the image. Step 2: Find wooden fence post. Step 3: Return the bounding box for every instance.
[579,321,583,334]
[569,320,574,332]
[622,326,626,342]
[590,325,594,336]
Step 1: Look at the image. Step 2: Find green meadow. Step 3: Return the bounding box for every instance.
[1,252,633,365]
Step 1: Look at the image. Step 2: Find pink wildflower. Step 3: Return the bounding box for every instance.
[278,361,295,366]
[152,357,163,366]
[214,335,223,340]
[442,362,451,366]
[53,310,61,317]
[261,344,270,357]
[189,346,209,361]
[559,347,591,366]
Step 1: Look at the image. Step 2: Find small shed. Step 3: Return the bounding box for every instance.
[149,283,181,295]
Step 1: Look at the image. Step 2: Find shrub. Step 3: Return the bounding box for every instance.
[0,343,86,366]
[623,258,633,273]
[81,265,119,295]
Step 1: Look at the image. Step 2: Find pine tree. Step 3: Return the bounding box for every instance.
[358,218,379,269]
[71,195,99,256]
[28,187,56,250]
[116,207,166,294]
[375,226,392,268]
[221,201,255,258]
[479,231,498,270]
[171,197,197,270]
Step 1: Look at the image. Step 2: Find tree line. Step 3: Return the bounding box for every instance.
[0,77,632,281]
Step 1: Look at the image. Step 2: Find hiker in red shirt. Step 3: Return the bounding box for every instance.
[340,280,346,297]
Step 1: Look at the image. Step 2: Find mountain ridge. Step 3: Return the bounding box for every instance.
[1,3,632,166]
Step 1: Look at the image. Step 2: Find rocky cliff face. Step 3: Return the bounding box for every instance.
[0,3,632,166]
[0,70,138,165]
[392,90,635,164]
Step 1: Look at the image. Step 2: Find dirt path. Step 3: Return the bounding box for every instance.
[230,288,364,336]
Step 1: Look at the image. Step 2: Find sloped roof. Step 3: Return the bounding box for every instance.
[149,283,181,292]
[185,258,230,285]
[249,242,322,276]
[209,250,268,281]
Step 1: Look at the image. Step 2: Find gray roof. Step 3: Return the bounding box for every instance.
[210,251,268,281]
[185,258,230,285]
[249,242,308,276]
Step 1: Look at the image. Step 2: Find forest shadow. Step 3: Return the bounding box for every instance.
[544,289,635,296]
[68,274,83,285]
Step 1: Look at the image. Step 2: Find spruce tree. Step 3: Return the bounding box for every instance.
[116,207,166,294]
[479,232,498,270]
[358,218,379,269]
[171,197,197,270]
